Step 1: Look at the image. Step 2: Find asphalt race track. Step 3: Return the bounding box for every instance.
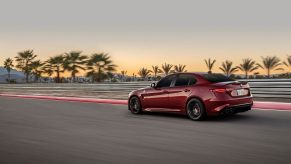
[0,97,291,164]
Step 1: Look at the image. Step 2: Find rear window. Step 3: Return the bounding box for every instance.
[201,73,234,83]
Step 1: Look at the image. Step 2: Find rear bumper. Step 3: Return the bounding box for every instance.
[205,97,253,116]
[219,103,252,115]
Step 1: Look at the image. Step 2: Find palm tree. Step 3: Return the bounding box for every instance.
[174,64,187,73]
[45,55,65,83]
[161,63,173,75]
[258,56,282,78]
[120,70,127,81]
[31,60,44,82]
[151,65,162,78]
[237,58,260,79]
[86,53,117,82]
[283,55,291,78]
[121,70,127,76]
[3,58,14,83]
[219,60,238,77]
[138,67,152,80]
[15,50,37,83]
[64,51,87,82]
[204,58,216,74]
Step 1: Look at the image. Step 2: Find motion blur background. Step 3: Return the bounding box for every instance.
[1,0,291,75]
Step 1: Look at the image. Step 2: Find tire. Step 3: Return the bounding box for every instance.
[128,96,142,114]
[186,98,206,121]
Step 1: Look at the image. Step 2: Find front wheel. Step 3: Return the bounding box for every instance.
[129,96,142,114]
[186,98,206,121]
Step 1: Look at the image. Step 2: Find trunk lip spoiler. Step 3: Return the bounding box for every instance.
[211,81,249,86]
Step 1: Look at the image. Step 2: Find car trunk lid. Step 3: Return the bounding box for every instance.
[210,81,250,97]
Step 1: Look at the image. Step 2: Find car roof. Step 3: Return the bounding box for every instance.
[172,72,228,76]
[166,72,210,84]
[169,72,208,76]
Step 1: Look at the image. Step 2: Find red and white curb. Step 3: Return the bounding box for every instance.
[252,101,291,111]
[0,94,127,105]
[0,93,290,111]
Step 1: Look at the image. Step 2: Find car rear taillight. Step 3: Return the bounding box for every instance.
[210,88,233,93]
[211,88,250,97]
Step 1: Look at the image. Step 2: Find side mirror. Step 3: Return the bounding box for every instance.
[150,82,156,88]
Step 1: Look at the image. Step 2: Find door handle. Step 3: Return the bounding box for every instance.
[184,89,190,92]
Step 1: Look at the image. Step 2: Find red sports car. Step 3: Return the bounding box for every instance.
[128,73,253,120]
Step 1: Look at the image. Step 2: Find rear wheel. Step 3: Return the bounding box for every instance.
[129,96,142,114]
[186,98,206,121]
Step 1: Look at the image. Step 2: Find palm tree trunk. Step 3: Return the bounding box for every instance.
[245,72,248,79]
[26,73,29,83]
[72,73,75,83]
[97,67,101,82]
[97,74,100,82]
[57,71,60,83]
[57,66,60,83]
[8,71,11,83]
[267,69,270,78]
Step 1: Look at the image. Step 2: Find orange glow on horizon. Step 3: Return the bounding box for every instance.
[1,31,290,78]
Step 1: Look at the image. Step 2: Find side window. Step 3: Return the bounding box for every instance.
[156,75,175,88]
[175,74,197,87]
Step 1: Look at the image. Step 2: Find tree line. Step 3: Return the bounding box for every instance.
[3,50,116,83]
[137,56,291,80]
[2,50,291,83]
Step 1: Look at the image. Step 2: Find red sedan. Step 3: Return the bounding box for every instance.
[128,73,253,120]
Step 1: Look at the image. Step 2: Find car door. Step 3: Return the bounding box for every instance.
[142,75,175,110]
[167,74,197,111]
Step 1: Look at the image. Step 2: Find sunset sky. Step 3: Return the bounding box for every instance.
[1,0,291,76]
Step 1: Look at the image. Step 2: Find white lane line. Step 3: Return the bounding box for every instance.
[255,101,291,105]
[253,108,291,112]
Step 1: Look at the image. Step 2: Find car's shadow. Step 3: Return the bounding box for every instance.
[134,111,254,122]
[207,113,253,122]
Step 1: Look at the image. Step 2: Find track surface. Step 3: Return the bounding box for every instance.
[0,97,291,164]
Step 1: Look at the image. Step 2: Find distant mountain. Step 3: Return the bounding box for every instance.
[0,67,24,76]
[0,67,25,83]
